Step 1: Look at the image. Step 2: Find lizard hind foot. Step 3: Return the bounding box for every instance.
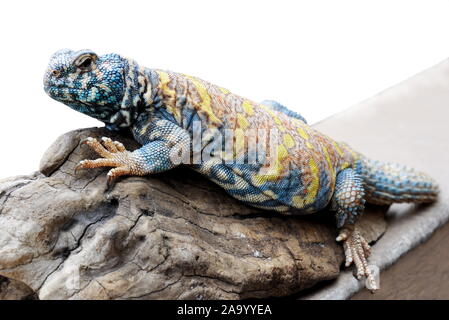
[337,228,379,292]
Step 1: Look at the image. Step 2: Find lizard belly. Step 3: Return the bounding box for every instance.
[191,155,335,214]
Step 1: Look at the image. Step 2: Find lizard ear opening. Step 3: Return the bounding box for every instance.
[73,50,98,72]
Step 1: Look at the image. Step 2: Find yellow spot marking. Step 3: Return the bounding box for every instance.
[260,104,286,132]
[263,190,277,199]
[234,129,245,156]
[340,161,350,170]
[305,157,319,205]
[219,87,230,94]
[306,142,314,149]
[273,117,283,126]
[333,141,345,157]
[185,75,221,125]
[253,144,288,184]
[283,134,295,149]
[277,144,288,159]
[297,127,309,140]
[237,114,249,129]
[242,100,254,116]
[323,147,335,176]
[156,71,181,123]
[292,195,305,207]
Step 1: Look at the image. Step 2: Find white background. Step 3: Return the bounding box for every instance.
[1,0,449,178]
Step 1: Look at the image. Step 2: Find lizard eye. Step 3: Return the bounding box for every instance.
[74,53,97,72]
[80,57,92,69]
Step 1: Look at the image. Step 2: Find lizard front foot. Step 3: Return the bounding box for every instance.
[337,227,379,292]
[76,137,142,186]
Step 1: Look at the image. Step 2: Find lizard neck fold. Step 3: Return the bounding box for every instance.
[106,59,158,131]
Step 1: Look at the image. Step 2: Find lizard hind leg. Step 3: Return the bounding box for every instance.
[332,168,379,291]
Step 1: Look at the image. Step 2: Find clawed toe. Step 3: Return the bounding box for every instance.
[101,137,118,152]
[80,136,129,157]
[75,136,134,187]
[75,158,121,171]
[106,166,132,187]
[337,228,379,292]
[113,141,126,152]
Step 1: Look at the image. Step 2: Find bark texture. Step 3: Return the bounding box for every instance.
[0,127,386,299]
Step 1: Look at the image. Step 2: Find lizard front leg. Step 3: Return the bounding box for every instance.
[76,119,191,186]
[331,168,378,291]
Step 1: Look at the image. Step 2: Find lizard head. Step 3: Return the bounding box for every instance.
[44,49,131,129]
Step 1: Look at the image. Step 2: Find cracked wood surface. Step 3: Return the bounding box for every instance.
[0,127,386,299]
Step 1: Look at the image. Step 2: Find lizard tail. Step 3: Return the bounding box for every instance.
[356,158,439,205]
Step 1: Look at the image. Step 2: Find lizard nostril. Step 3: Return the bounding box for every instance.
[52,70,60,77]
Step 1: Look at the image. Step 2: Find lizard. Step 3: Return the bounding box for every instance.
[43,49,439,292]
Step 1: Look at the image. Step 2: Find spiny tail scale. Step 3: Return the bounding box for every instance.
[356,158,439,205]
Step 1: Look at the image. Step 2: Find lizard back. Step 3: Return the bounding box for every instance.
[149,70,359,213]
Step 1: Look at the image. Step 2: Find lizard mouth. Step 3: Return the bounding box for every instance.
[44,84,97,111]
